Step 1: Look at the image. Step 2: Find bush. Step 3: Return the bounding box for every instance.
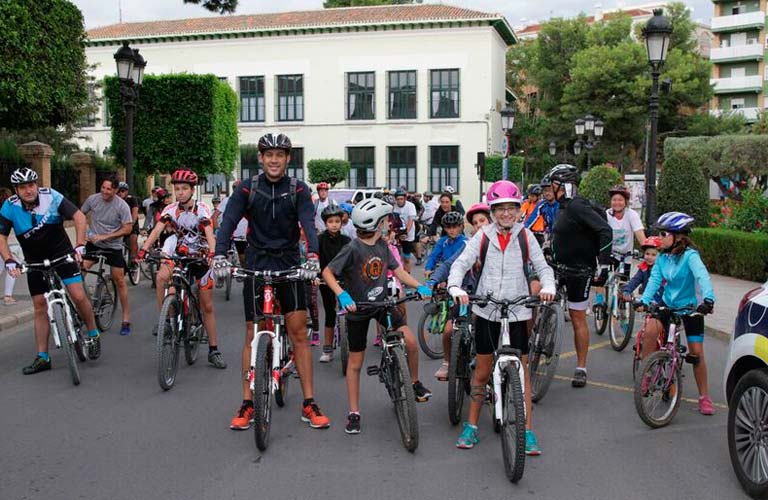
[659,138,710,226]
[484,155,523,183]
[692,227,768,282]
[105,74,238,176]
[665,135,768,182]
[306,159,350,187]
[727,189,768,232]
[578,164,622,207]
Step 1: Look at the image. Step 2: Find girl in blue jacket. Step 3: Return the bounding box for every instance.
[640,212,716,416]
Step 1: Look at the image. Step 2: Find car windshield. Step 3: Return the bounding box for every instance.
[328,190,355,204]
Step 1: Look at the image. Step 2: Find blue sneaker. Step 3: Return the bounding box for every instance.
[594,293,605,306]
[456,422,479,449]
[120,322,131,336]
[525,430,542,456]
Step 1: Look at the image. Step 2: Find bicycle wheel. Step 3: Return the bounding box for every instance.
[338,314,349,377]
[275,364,290,408]
[140,260,154,281]
[253,334,273,451]
[184,297,205,365]
[592,299,608,336]
[529,302,565,403]
[391,346,419,452]
[93,277,117,332]
[609,294,634,352]
[633,350,682,428]
[127,260,141,286]
[53,304,81,386]
[156,295,181,391]
[69,303,87,363]
[500,364,526,483]
[448,325,471,425]
[417,308,444,359]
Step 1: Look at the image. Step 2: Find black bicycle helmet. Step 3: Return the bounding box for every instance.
[441,211,463,227]
[257,133,292,153]
[528,184,542,196]
[10,167,39,185]
[546,164,579,184]
[321,204,344,222]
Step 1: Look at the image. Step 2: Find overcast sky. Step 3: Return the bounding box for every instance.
[72,0,714,30]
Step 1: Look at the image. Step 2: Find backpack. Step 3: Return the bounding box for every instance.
[246,173,298,212]
[586,198,609,222]
[475,228,533,290]
[313,197,337,214]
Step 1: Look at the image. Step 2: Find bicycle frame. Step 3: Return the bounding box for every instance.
[492,314,527,426]
[24,256,80,349]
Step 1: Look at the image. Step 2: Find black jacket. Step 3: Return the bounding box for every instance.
[551,196,612,269]
[318,231,351,269]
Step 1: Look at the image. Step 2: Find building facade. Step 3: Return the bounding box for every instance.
[710,0,767,122]
[79,4,515,203]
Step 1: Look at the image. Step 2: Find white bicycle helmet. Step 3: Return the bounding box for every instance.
[11,167,39,185]
[443,185,456,194]
[351,198,393,231]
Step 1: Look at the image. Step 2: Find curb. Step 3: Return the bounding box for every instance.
[0,307,35,333]
[706,326,731,343]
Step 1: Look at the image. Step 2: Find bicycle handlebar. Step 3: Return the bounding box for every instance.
[466,293,542,309]
[632,300,703,317]
[231,266,304,282]
[356,292,422,309]
[21,253,75,273]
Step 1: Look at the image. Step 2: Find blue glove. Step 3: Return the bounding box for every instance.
[425,279,437,288]
[459,304,468,316]
[338,290,355,311]
[416,284,433,298]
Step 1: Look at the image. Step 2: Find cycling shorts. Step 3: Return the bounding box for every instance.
[400,240,414,258]
[563,274,592,311]
[658,310,705,344]
[319,285,339,329]
[83,243,126,270]
[346,307,406,352]
[27,259,82,297]
[161,259,214,291]
[242,248,306,322]
[474,316,529,356]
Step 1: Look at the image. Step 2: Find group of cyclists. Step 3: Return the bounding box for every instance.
[0,134,718,459]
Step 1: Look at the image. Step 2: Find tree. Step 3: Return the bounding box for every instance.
[183,0,238,14]
[307,159,350,187]
[323,0,415,7]
[684,113,747,137]
[0,0,89,130]
[659,138,711,224]
[578,165,622,207]
[483,155,524,183]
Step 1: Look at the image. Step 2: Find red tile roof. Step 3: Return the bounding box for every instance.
[87,4,505,41]
[518,8,652,36]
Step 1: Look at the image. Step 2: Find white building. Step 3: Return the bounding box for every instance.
[79,4,516,203]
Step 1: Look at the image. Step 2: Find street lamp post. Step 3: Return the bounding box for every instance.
[642,8,672,227]
[573,114,604,169]
[500,106,516,180]
[549,140,579,163]
[114,42,146,193]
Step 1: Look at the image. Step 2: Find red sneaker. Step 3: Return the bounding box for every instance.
[230,403,255,430]
[301,401,330,429]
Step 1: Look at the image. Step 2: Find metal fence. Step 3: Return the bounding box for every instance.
[51,165,81,205]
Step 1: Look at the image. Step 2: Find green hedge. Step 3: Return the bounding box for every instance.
[484,155,524,183]
[307,159,350,187]
[105,74,238,176]
[659,137,710,226]
[579,164,622,208]
[692,227,768,282]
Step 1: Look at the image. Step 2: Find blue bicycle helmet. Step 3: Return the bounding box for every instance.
[655,211,695,234]
[339,202,354,215]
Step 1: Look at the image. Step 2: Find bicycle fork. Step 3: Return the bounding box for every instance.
[492,355,527,424]
[45,290,77,348]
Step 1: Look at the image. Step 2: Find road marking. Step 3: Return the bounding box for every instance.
[552,375,728,409]
[559,339,612,360]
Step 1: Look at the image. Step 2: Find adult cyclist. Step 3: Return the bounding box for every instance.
[213,133,330,431]
[0,168,102,373]
[547,164,613,388]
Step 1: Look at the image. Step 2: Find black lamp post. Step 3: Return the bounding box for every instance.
[548,140,580,163]
[114,42,146,193]
[500,105,516,180]
[642,8,672,227]
[573,114,604,169]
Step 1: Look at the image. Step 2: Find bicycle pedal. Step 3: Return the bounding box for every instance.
[685,354,700,366]
[366,365,380,376]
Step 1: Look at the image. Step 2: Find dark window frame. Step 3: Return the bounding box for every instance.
[277,74,304,122]
[429,145,459,195]
[286,148,305,181]
[347,147,375,188]
[388,146,417,193]
[430,69,460,119]
[239,76,265,122]
[387,70,417,120]
[347,72,376,120]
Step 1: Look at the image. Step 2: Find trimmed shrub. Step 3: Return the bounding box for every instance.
[659,137,710,226]
[692,227,768,282]
[484,155,524,183]
[307,159,350,187]
[578,164,622,207]
[727,189,768,233]
[105,74,238,176]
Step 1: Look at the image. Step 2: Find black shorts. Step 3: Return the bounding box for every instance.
[26,259,82,297]
[346,307,406,352]
[474,316,529,356]
[563,275,592,309]
[319,285,339,329]
[658,310,705,343]
[83,242,126,270]
[242,249,305,322]
[233,240,247,256]
[400,240,415,257]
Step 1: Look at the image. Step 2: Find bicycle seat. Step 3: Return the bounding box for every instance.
[497,346,522,358]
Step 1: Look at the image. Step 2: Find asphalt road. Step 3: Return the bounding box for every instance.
[0,269,747,500]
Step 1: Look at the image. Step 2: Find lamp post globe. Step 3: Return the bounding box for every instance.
[501,105,516,131]
[584,114,595,132]
[114,42,135,81]
[574,140,582,156]
[594,119,605,138]
[643,8,673,68]
[548,141,557,156]
[574,118,585,136]
[131,49,146,86]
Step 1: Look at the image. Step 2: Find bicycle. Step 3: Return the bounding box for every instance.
[549,260,594,324]
[81,252,117,332]
[631,312,662,381]
[148,253,209,391]
[223,240,241,301]
[359,293,423,453]
[416,285,450,359]
[527,293,565,403]
[592,252,636,350]
[447,303,473,425]
[122,243,141,286]
[632,302,703,428]
[234,266,304,452]
[21,254,89,386]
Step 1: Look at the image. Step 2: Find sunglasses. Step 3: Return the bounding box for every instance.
[658,230,674,238]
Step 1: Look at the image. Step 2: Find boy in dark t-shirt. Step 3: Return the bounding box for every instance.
[322,198,433,435]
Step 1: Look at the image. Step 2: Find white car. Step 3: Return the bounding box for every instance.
[327,187,383,205]
[725,281,768,499]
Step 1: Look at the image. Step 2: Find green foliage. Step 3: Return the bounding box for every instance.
[658,138,710,226]
[183,0,238,13]
[692,228,768,282]
[684,113,747,136]
[0,137,23,164]
[484,155,524,183]
[578,165,622,207]
[586,14,632,47]
[0,0,89,130]
[726,190,768,232]
[665,135,768,179]
[751,111,768,135]
[240,144,260,167]
[105,74,238,176]
[307,159,350,187]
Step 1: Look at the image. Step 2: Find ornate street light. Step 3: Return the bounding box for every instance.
[500,105,516,180]
[573,114,602,169]
[113,43,147,193]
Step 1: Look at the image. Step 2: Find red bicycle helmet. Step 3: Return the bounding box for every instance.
[317,182,330,190]
[171,169,199,186]
[641,236,662,249]
[609,184,630,200]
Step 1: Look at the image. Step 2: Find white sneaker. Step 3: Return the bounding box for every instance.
[319,351,333,363]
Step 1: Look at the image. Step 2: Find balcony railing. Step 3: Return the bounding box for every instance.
[710,75,764,93]
[711,107,761,121]
[711,43,764,62]
[711,11,766,32]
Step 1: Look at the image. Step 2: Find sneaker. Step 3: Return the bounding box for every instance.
[345,413,361,434]
[698,395,716,416]
[301,402,331,429]
[434,361,449,381]
[413,381,432,402]
[525,430,542,456]
[415,257,423,266]
[319,347,333,363]
[229,402,254,430]
[120,322,131,336]
[86,335,101,360]
[310,331,320,347]
[208,350,227,369]
[22,355,51,375]
[571,369,587,388]
[456,422,479,449]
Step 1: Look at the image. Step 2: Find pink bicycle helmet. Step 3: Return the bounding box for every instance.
[466,203,491,223]
[486,180,522,207]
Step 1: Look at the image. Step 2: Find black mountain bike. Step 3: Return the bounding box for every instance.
[82,252,117,332]
[448,303,473,425]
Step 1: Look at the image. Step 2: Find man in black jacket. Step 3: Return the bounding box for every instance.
[214,133,331,431]
[547,164,613,388]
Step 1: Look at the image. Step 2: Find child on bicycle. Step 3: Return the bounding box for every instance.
[317,205,351,363]
[447,181,556,455]
[426,203,491,381]
[424,211,467,280]
[639,212,716,415]
[622,236,665,360]
[321,198,433,435]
